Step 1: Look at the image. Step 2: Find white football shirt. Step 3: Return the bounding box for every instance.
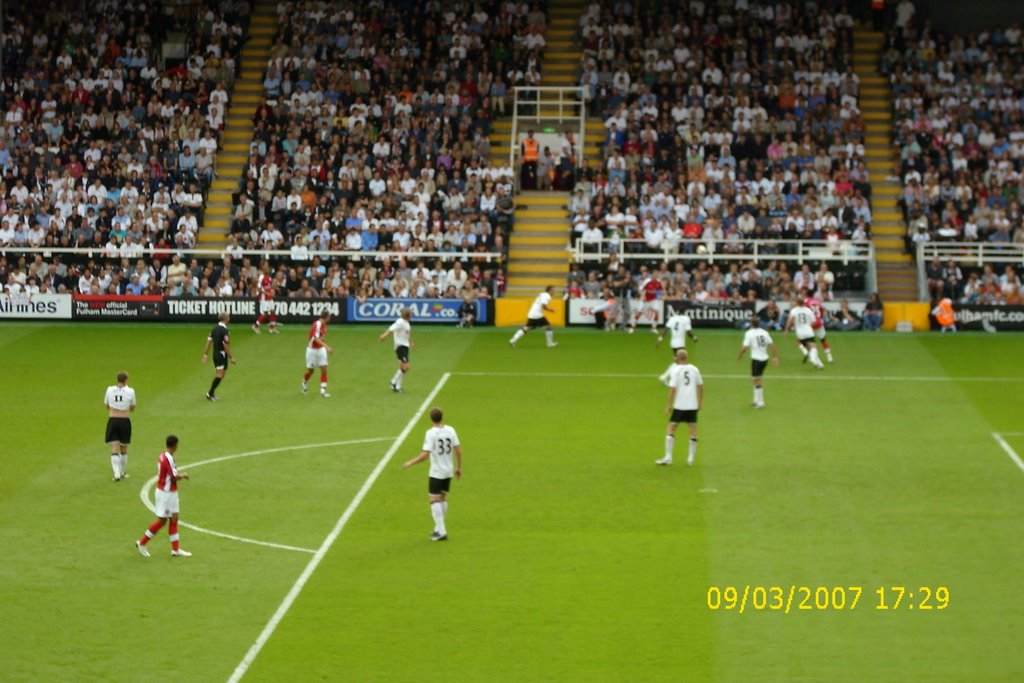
[666,362,703,410]
[665,313,692,348]
[528,291,552,319]
[104,385,136,412]
[742,328,773,361]
[423,425,460,479]
[789,305,816,339]
[389,318,411,348]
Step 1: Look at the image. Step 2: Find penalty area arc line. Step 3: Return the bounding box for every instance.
[226,371,453,683]
[138,436,397,555]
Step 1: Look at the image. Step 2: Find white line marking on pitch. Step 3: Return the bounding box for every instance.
[139,437,395,555]
[455,371,1024,382]
[227,372,452,683]
[992,433,1024,475]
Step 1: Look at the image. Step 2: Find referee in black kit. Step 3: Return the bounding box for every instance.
[202,312,236,401]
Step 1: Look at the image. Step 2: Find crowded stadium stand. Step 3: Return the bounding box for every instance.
[4,0,1018,322]
[557,0,878,306]
[882,12,1024,303]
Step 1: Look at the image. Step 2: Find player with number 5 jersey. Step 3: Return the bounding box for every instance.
[657,349,703,466]
[403,407,463,541]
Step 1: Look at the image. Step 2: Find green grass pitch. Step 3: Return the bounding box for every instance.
[0,322,1021,682]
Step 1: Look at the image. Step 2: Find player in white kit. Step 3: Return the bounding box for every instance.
[657,308,698,354]
[657,349,703,466]
[738,316,779,408]
[104,371,137,481]
[403,407,463,541]
[784,301,824,369]
[509,285,559,347]
[379,307,413,392]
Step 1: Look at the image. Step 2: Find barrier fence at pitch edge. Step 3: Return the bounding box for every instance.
[5,294,1024,331]
[0,294,493,325]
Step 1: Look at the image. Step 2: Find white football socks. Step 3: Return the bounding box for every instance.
[110,454,121,478]
[754,386,764,405]
[392,368,403,387]
[688,437,698,465]
[510,329,525,344]
[431,501,446,536]
[119,454,127,477]
[545,329,554,345]
[665,434,674,461]
[809,348,824,368]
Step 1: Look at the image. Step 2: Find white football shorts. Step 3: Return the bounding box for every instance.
[306,347,328,368]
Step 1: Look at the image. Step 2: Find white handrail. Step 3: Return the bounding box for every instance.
[915,242,1024,299]
[0,246,505,263]
[572,238,875,265]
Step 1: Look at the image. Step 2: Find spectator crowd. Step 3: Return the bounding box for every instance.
[884,2,1024,251]
[568,0,874,261]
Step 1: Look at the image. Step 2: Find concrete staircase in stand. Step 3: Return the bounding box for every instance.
[854,27,918,302]
[505,192,571,297]
[197,1,278,249]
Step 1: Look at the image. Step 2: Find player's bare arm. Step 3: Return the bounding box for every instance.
[174,471,190,481]
[454,445,463,479]
[201,338,212,362]
[223,340,237,364]
[402,451,430,469]
[697,384,704,411]
[665,387,676,415]
[769,344,780,365]
[688,329,699,343]
[378,329,391,342]
[738,344,748,360]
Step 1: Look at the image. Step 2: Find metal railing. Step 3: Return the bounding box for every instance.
[572,238,877,291]
[0,246,505,264]
[509,86,587,170]
[916,242,1024,300]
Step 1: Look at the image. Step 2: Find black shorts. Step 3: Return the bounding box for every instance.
[213,350,228,369]
[669,409,698,424]
[105,417,132,444]
[798,337,815,349]
[526,316,549,329]
[751,359,768,377]
[395,345,410,363]
[428,477,451,495]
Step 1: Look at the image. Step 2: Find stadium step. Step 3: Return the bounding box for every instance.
[197,0,279,247]
[507,190,570,290]
[515,235,568,246]
[507,276,566,288]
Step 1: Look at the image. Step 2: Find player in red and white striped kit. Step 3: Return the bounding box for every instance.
[630,274,663,334]
[252,261,279,334]
[135,435,191,557]
[302,311,333,397]
[803,291,834,363]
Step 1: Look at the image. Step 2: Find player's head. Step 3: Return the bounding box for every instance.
[320,310,331,321]
[750,315,761,329]
[401,307,412,321]
[675,348,688,363]
[544,285,554,295]
[218,312,230,323]
[117,370,129,384]
[165,435,179,451]
[430,407,443,424]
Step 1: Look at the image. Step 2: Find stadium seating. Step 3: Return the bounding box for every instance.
[567,0,869,302]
